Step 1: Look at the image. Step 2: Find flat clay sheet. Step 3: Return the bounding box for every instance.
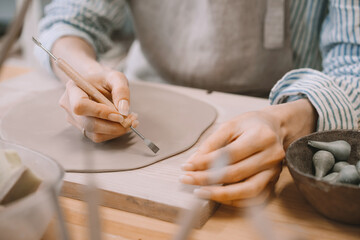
[0,82,216,172]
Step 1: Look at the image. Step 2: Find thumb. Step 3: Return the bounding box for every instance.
[107,71,130,116]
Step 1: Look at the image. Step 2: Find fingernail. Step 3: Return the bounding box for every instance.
[194,189,212,199]
[118,100,129,116]
[130,112,138,119]
[181,163,194,171]
[179,175,195,184]
[132,120,139,128]
[108,113,124,123]
[122,118,132,128]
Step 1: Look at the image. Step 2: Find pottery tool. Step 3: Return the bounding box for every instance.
[32,37,159,154]
[173,151,230,240]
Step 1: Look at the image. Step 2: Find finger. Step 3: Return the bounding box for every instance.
[61,91,86,128]
[84,131,123,143]
[106,71,130,116]
[192,166,281,202]
[84,72,112,99]
[61,90,81,121]
[132,120,139,128]
[59,90,70,113]
[128,112,138,121]
[184,128,278,171]
[66,81,124,123]
[82,116,129,135]
[66,108,128,135]
[180,123,236,170]
[60,88,81,121]
[121,112,138,128]
[196,123,235,154]
[220,185,273,207]
[66,114,129,143]
[127,112,139,128]
[181,146,285,185]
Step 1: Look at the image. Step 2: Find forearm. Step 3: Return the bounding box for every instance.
[264,99,318,149]
[51,36,104,84]
[35,0,129,76]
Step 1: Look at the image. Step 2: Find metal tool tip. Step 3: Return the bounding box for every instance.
[144,139,160,154]
[32,36,41,46]
[32,36,57,61]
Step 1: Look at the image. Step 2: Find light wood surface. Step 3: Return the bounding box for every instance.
[2,65,360,240]
[44,169,360,240]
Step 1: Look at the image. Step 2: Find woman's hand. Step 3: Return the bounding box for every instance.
[51,36,138,143]
[59,68,139,143]
[180,99,317,207]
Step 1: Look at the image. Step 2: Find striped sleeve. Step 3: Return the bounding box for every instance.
[269,0,360,130]
[35,0,128,73]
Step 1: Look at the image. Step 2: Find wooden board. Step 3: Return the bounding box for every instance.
[62,81,269,228]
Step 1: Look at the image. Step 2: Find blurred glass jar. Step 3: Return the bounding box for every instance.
[0,139,64,240]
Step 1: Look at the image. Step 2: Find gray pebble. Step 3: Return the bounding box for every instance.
[322,172,339,183]
[313,150,335,178]
[337,165,360,185]
[333,161,350,172]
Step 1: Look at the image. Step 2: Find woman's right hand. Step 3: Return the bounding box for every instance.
[59,68,138,143]
[51,36,138,142]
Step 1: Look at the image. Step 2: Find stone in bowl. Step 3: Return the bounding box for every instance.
[286,130,360,225]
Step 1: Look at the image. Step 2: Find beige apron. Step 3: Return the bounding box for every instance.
[124,0,293,97]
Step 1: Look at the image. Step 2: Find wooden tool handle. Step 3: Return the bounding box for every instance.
[56,58,117,111]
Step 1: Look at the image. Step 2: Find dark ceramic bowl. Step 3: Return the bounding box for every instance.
[286,130,360,225]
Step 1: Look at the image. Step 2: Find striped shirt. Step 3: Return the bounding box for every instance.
[270,0,360,131]
[36,0,360,131]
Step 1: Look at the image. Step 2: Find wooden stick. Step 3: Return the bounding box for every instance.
[173,151,230,240]
[0,0,33,71]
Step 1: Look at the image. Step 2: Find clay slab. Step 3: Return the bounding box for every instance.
[0,82,217,172]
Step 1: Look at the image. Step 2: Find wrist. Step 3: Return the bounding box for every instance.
[264,99,318,148]
[52,36,103,82]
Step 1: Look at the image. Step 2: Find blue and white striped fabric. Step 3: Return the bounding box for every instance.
[270,0,360,130]
[36,0,360,131]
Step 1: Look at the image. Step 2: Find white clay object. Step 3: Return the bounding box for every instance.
[0,150,42,205]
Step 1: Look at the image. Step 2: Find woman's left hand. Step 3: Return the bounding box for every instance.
[179,99,317,207]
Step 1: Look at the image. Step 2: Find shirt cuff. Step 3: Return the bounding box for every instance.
[282,93,307,103]
[34,23,97,76]
[269,68,358,131]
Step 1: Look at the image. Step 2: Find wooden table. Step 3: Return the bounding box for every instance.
[2,65,359,240]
